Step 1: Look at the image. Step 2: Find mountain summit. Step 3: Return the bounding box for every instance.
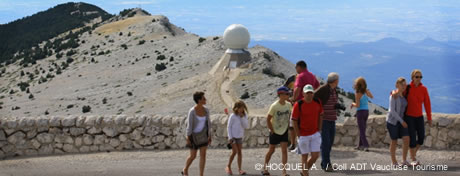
[0,2,113,65]
[0,3,387,121]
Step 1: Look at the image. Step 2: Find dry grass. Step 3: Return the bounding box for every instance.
[95,16,153,35]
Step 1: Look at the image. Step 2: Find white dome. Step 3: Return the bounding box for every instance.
[223,24,250,49]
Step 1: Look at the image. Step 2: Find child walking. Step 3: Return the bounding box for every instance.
[226,100,249,175]
[262,86,292,176]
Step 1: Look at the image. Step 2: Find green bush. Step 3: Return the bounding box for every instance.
[156,55,166,61]
[17,82,30,91]
[56,52,63,59]
[66,57,74,64]
[347,92,356,102]
[240,92,250,99]
[39,76,47,83]
[263,53,271,61]
[138,40,146,45]
[155,63,166,71]
[82,105,91,113]
[198,37,206,43]
[155,63,167,71]
[374,109,383,115]
[262,68,285,79]
[66,50,76,56]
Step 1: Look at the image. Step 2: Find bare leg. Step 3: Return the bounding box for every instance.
[199,146,207,176]
[301,154,309,176]
[290,129,296,147]
[390,140,397,164]
[263,145,276,174]
[237,144,243,172]
[307,152,320,170]
[227,144,238,172]
[402,136,409,163]
[183,149,197,175]
[281,142,288,175]
[415,144,421,154]
[410,148,417,161]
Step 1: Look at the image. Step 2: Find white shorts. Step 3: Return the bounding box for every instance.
[297,132,321,155]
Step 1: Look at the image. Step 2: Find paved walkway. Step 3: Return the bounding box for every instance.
[0,147,459,176]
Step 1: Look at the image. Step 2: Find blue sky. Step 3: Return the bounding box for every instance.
[1,0,460,42]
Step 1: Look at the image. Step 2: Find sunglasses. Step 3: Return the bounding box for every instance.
[415,76,423,79]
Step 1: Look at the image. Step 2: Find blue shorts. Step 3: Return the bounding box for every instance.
[386,122,409,140]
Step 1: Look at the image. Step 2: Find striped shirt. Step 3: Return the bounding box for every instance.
[323,88,338,121]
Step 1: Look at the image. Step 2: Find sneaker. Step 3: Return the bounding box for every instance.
[323,164,334,172]
[410,160,421,166]
[354,146,363,151]
[289,144,296,151]
[364,147,369,152]
[401,160,410,166]
[291,146,298,153]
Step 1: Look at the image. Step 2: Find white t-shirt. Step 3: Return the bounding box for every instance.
[193,115,207,133]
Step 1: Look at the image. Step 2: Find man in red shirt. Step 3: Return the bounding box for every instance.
[292,61,320,102]
[289,61,320,151]
[292,84,324,176]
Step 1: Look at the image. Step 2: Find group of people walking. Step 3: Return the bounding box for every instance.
[181,61,432,176]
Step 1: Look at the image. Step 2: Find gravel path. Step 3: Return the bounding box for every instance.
[0,147,459,176]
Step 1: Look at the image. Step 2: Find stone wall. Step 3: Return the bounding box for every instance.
[1,114,459,159]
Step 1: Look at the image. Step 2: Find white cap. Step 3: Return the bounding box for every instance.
[303,84,314,93]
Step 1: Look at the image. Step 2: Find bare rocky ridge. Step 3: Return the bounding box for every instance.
[0,9,386,121]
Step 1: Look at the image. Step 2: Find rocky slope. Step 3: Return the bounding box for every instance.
[0,7,386,122]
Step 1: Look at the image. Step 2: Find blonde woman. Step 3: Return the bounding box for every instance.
[404,69,432,165]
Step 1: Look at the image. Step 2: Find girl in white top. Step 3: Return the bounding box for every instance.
[226,100,249,175]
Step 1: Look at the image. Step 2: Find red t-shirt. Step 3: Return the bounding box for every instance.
[291,100,323,136]
[294,70,320,101]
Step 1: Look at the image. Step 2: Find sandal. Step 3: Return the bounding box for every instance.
[261,171,270,175]
[181,171,188,176]
[226,167,233,175]
[239,170,247,175]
